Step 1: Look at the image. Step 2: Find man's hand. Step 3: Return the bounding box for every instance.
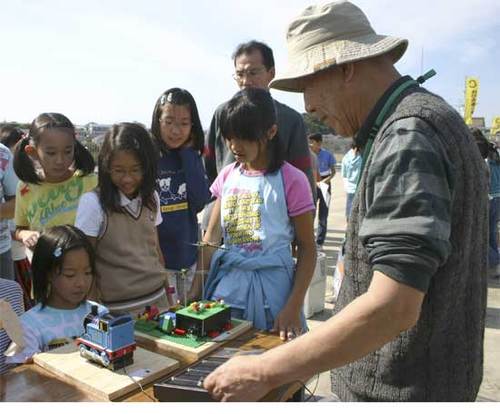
[203,355,273,401]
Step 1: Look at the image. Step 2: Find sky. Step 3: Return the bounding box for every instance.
[0,0,499,129]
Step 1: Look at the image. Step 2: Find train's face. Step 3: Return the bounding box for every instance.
[83,313,135,351]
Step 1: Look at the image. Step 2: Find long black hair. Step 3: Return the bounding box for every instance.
[98,122,158,213]
[32,225,96,308]
[13,113,95,184]
[220,88,283,173]
[151,88,204,154]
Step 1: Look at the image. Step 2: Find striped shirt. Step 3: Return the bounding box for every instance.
[352,75,454,292]
[359,116,454,292]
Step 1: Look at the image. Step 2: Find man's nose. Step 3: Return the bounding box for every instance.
[239,75,253,88]
[304,93,314,114]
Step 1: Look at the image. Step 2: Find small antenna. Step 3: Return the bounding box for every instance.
[420,45,424,75]
[186,241,228,302]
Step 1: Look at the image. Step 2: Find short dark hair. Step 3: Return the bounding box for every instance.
[232,40,275,70]
[0,124,24,149]
[13,113,95,184]
[220,88,283,174]
[98,122,159,213]
[308,133,323,143]
[151,88,204,154]
[32,225,96,308]
[470,127,499,163]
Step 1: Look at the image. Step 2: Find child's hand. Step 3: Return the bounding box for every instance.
[271,304,303,342]
[20,231,40,250]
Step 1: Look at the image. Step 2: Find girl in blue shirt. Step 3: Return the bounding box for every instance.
[151,88,211,304]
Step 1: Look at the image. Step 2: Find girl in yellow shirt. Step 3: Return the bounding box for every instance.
[13,113,97,249]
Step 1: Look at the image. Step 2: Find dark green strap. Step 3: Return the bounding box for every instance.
[356,78,419,186]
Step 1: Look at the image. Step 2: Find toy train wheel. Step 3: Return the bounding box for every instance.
[101,352,110,367]
[79,344,87,357]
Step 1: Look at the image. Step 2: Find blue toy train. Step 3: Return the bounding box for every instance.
[76,305,136,371]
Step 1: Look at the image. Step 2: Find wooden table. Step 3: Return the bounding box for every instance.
[0,329,301,402]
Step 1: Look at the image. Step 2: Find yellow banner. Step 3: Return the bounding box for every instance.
[464,76,479,125]
[491,116,500,136]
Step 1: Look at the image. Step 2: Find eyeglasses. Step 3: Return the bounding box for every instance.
[109,167,143,179]
[232,67,267,81]
[159,118,192,130]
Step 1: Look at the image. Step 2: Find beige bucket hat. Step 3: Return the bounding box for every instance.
[270,1,408,92]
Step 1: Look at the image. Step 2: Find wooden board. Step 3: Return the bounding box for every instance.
[135,319,253,363]
[33,342,179,400]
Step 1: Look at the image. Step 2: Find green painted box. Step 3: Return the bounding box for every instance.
[175,301,231,337]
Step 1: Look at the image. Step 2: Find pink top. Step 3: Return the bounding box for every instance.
[211,162,315,217]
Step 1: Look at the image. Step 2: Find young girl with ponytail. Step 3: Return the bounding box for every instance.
[14,113,96,249]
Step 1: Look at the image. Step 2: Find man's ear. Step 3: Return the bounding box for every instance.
[269,67,276,80]
[342,63,355,83]
[267,124,278,141]
[24,144,38,159]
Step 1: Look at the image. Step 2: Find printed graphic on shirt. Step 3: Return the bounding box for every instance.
[223,189,263,252]
[25,178,84,227]
[157,173,188,213]
[47,337,72,350]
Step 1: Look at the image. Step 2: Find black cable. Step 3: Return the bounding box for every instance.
[276,376,318,402]
[303,374,319,402]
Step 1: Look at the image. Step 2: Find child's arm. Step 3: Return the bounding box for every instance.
[154,229,175,305]
[187,197,222,301]
[273,211,316,341]
[0,196,15,219]
[14,184,39,248]
[179,148,211,213]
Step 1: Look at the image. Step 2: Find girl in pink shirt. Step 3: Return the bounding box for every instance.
[191,88,316,340]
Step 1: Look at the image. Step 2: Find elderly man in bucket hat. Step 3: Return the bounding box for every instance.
[203,1,487,401]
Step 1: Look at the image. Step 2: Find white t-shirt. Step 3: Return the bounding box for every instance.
[75,191,162,237]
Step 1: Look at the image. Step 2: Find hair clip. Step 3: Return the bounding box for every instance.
[53,247,62,258]
[160,93,173,106]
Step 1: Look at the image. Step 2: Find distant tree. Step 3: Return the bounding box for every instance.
[0,122,30,130]
[83,138,100,163]
[302,113,334,135]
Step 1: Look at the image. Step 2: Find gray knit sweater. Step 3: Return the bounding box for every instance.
[330,85,488,401]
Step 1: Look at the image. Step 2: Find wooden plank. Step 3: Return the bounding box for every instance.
[135,319,253,363]
[33,342,179,400]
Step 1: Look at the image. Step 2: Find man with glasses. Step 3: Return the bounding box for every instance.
[203,40,315,202]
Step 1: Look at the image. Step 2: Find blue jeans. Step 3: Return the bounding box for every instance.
[317,184,330,245]
[489,197,500,267]
[345,192,355,220]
